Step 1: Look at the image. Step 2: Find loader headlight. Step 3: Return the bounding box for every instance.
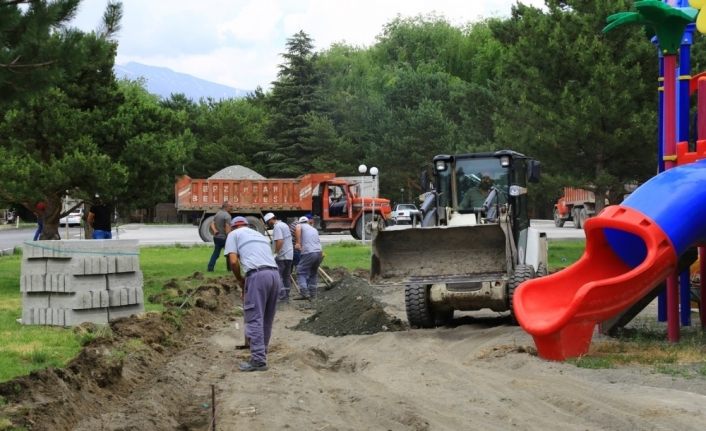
[509,185,527,196]
[500,156,510,167]
[435,160,447,171]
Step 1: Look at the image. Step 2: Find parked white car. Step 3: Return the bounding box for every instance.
[392,204,419,225]
[60,209,83,227]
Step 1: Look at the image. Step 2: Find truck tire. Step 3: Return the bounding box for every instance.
[199,215,215,243]
[572,208,582,229]
[404,284,452,328]
[354,215,366,240]
[405,284,435,328]
[536,263,548,277]
[578,208,589,229]
[507,264,535,323]
[350,226,361,240]
[553,209,565,228]
[246,216,266,234]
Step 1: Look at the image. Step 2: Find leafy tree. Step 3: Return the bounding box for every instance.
[109,80,195,210]
[182,97,268,178]
[0,2,125,239]
[491,0,658,215]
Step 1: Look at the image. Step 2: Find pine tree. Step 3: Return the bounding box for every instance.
[264,30,320,176]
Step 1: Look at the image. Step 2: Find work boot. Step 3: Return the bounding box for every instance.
[239,361,268,372]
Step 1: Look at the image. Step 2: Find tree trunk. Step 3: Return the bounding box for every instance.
[39,195,62,240]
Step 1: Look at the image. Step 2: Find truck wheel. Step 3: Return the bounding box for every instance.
[350,226,361,240]
[536,263,548,277]
[246,216,266,234]
[572,208,582,229]
[553,209,565,228]
[578,208,588,229]
[354,215,365,240]
[405,284,435,328]
[507,264,535,324]
[198,215,215,243]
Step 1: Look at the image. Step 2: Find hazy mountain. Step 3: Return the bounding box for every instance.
[114,62,251,101]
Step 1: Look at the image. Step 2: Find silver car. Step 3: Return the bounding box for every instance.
[392,203,419,225]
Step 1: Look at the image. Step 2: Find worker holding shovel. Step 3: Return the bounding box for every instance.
[225,216,281,372]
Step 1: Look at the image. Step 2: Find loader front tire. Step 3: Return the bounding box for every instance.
[507,264,535,324]
[405,284,435,328]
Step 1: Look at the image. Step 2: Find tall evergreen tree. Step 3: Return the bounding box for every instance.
[0,0,84,105]
[264,30,320,176]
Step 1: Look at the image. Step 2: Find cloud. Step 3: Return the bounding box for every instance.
[73,0,546,90]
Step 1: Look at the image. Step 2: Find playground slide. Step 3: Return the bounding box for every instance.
[514,159,706,360]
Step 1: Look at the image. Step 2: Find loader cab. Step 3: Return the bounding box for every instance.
[432,150,539,237]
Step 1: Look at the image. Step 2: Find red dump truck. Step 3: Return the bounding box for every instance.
[553,187,598,229]
[175,173,392,242]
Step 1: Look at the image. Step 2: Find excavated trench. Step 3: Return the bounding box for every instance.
[0,269,402,430]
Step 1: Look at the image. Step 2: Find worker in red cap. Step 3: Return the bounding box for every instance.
[224,216,282,372]
[33,202,46,241]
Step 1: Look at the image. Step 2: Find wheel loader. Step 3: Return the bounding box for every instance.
[371,150,548,327]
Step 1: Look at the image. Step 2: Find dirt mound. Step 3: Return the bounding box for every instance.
[0,275,239,430]
[292,273,407,336]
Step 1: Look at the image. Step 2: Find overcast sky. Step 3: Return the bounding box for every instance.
[71,0,545,90]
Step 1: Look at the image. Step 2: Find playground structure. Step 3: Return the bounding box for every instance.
[515,0,706,361]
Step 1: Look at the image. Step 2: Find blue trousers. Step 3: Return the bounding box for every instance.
[276,259,293,300]
[243,269,281,365]
[92,229,112,239]
[297,252,322,298]
[208,237,228,271]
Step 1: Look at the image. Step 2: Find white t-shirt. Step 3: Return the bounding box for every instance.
[272,220,294,260]
[299,223,321,254]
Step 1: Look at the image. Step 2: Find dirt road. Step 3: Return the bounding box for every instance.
[3,275,706,430]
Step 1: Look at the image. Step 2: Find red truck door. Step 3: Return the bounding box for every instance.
[323,183,351,219]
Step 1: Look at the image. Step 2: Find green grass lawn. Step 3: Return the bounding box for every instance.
[0,240,585,383]
[548,239,585,271]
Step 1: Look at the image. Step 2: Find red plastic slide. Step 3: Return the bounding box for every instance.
[514,206,677,361]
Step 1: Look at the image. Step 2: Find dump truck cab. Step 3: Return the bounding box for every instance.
[371,150,547,328]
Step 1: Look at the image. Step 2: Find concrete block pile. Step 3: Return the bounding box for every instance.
[20,240,144,326]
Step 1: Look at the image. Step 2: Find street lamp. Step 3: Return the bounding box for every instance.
[357,164,378,243]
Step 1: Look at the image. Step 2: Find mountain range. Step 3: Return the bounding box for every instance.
[114,62,251,101]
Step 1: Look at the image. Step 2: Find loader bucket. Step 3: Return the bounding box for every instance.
[371,224,509,283]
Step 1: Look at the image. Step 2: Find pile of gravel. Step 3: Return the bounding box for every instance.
[292,273,407,336]
[208,165,265,180]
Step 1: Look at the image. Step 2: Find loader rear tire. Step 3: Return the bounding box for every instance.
[405,284,435,328]
[536,263,548,277]
[508,264,535,324]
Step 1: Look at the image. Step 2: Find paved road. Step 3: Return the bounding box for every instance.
[0,220,584,253]
[0,223,357,252]
[530,219,586,241]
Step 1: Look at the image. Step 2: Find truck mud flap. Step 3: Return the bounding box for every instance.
[371,224,509,283]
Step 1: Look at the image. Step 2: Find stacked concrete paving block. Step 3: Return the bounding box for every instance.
[21,240,144,326]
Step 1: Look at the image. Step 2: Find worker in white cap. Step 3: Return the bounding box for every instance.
[224,215,281,372]
[294,215,322,299]
[263,212,294,302]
